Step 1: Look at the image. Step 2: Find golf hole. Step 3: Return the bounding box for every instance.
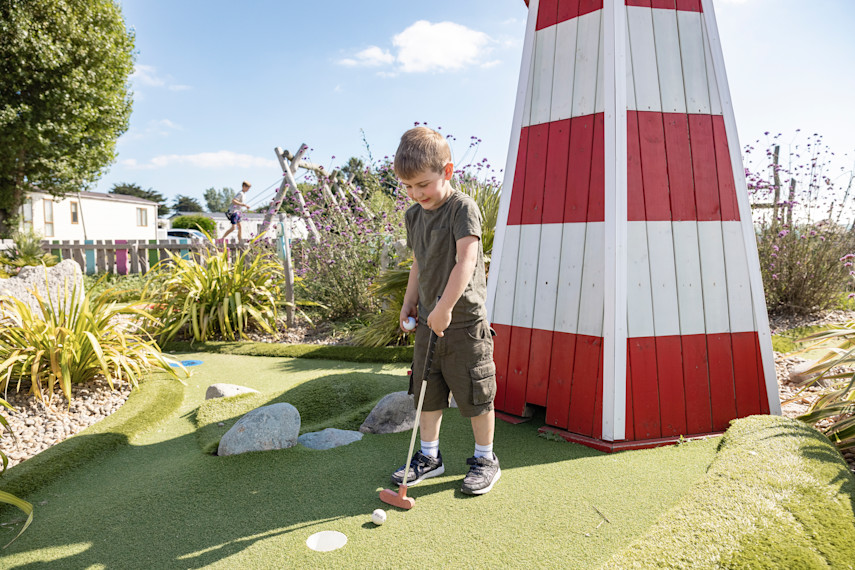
[306,530,347,552]
[169,359,203,367]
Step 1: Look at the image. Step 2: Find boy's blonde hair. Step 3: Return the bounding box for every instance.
[394,127,452,179]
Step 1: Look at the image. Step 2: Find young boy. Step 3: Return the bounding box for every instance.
[221,181,251,241]
[391,127,499,495]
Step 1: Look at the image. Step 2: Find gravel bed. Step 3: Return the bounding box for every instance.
[0,381,131,468]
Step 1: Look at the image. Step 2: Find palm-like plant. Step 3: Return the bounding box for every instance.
[791,325,855,453]
[143,242,286,343]
[0,229,58,274]
[0,281,185,403]
[349,262,412,348]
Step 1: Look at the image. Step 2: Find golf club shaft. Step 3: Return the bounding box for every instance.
[400,328,438,488]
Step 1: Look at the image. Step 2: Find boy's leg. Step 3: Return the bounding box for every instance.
[471,410,495,447]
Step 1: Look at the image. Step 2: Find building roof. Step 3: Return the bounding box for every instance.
[27,190,158,206]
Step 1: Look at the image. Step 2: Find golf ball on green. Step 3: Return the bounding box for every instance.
[402,317,416,331]
[372,509,387,525]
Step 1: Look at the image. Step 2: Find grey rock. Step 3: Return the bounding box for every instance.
[217,403,300,456]
[205,383,260,400]
[0,259,84,316]
[789,359,822,385]
[359,391,415,434]
[298,428,363,450]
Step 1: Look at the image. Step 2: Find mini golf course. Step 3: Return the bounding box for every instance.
[0,345,853,568]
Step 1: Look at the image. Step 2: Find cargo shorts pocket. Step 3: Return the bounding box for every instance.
[470,360,496,406]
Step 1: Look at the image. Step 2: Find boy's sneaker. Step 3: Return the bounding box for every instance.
[391,451,445,487]
[460,453,501,495]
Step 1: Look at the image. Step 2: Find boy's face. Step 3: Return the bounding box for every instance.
[400,162,454,211]
[242,184,250,192]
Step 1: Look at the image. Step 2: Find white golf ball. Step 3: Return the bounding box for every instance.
[371,508,387,525]
[402,317,417,331]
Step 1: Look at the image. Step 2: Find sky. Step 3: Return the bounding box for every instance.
[95,0,855,213]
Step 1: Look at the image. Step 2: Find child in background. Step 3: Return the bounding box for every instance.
[222,181,251,241]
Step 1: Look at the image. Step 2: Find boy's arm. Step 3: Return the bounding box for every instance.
[427,235,478,336]
[400,257,420,331]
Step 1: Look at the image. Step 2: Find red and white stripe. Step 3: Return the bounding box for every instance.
[488,0,778,444]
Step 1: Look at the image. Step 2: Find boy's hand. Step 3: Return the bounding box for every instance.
[400,302,418,333]
[427,304,452,337]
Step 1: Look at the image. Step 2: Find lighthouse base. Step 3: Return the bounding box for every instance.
[538,426,724,453]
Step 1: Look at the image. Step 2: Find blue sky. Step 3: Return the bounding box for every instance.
[98,0,855,211]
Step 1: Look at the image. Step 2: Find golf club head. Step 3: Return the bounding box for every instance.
[379,486,415,510]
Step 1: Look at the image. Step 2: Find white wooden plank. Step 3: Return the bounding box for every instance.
[722,221,754,333]
[521,42,537,128]
[553,223,587,334]
[652,8,686,114]
[531,26,557,126]
[625,11,637,111]
[487,0,539,316]
[532,223,563,330]
[626,6,661,112]
[701,0,779,413]
[698,221,730,333]
[645,221,681,336]
[626,222,654,337]
[594,12,605,115]
[701,14,723,115]
[491,224,521,326]
[677,10,711,115]
[550,18,579,122]
[576,222,605,337]
[572,10,602,117]
[512,224,542,327]
[672,221,706,335]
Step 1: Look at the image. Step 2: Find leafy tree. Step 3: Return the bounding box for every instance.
[0,0,135,236]
[172,214,216,236]
[173,195,203,213]
[110,182,168,216]
[204,186,234,213]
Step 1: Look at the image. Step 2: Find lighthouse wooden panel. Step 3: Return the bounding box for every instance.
[489,0,780,449]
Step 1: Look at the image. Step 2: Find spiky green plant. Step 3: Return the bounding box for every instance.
[0,398,33,548]
[455,172,501,261]
[0,281,185,403]
[349,262,412,348]
[143,241,286,343]
[0,229,58,273]
[790,324,855,452]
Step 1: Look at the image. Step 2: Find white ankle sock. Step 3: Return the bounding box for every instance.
[420,439,439,458]
[474,443,493,459]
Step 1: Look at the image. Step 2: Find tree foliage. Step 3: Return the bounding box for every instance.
[173,194,203,213]
[110,182,168,216]
[0,0,136,236]
[204,186,234,213]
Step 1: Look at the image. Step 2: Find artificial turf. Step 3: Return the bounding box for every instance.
[0,351,719,568]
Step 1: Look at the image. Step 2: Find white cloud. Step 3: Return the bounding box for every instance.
[337,20,493,74]
[131,64,191,91]
[339,46,395,67]
[121,151,277,170]
[394,21,492,73]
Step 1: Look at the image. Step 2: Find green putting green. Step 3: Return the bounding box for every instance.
[0,350,850,567]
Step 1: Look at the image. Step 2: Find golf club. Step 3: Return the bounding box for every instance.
[379,326,439,510]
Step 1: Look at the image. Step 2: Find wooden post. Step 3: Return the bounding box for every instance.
[259,145,320,241]
[771,145,781,228]
[278,215,295,328]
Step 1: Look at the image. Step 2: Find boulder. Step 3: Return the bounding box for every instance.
[217,403,300,456]
[298,428,363,450]
[359,391,416,434]
[0,259,84,316]
[205,383,260,400]
[789,359,826,386]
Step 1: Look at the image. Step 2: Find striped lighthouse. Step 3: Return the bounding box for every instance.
[487,0,781,450]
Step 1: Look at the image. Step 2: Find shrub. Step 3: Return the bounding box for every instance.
[171,215,217,236]
[143,242,286,343]
[349,262,413,347]
[755,222,855,313]
[0,229,58,275]
[0,283,184,403]
[746,133,855,313]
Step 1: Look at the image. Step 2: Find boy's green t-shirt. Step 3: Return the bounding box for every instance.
[405,190,488,329]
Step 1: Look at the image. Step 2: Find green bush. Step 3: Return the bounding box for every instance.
[755,222,855,314]
[0,229,58,275]
[143,242,286,343]
[171,215,216,236]
[0,284,185,402]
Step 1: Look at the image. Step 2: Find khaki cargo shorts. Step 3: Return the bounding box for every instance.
[409,319,496,418]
